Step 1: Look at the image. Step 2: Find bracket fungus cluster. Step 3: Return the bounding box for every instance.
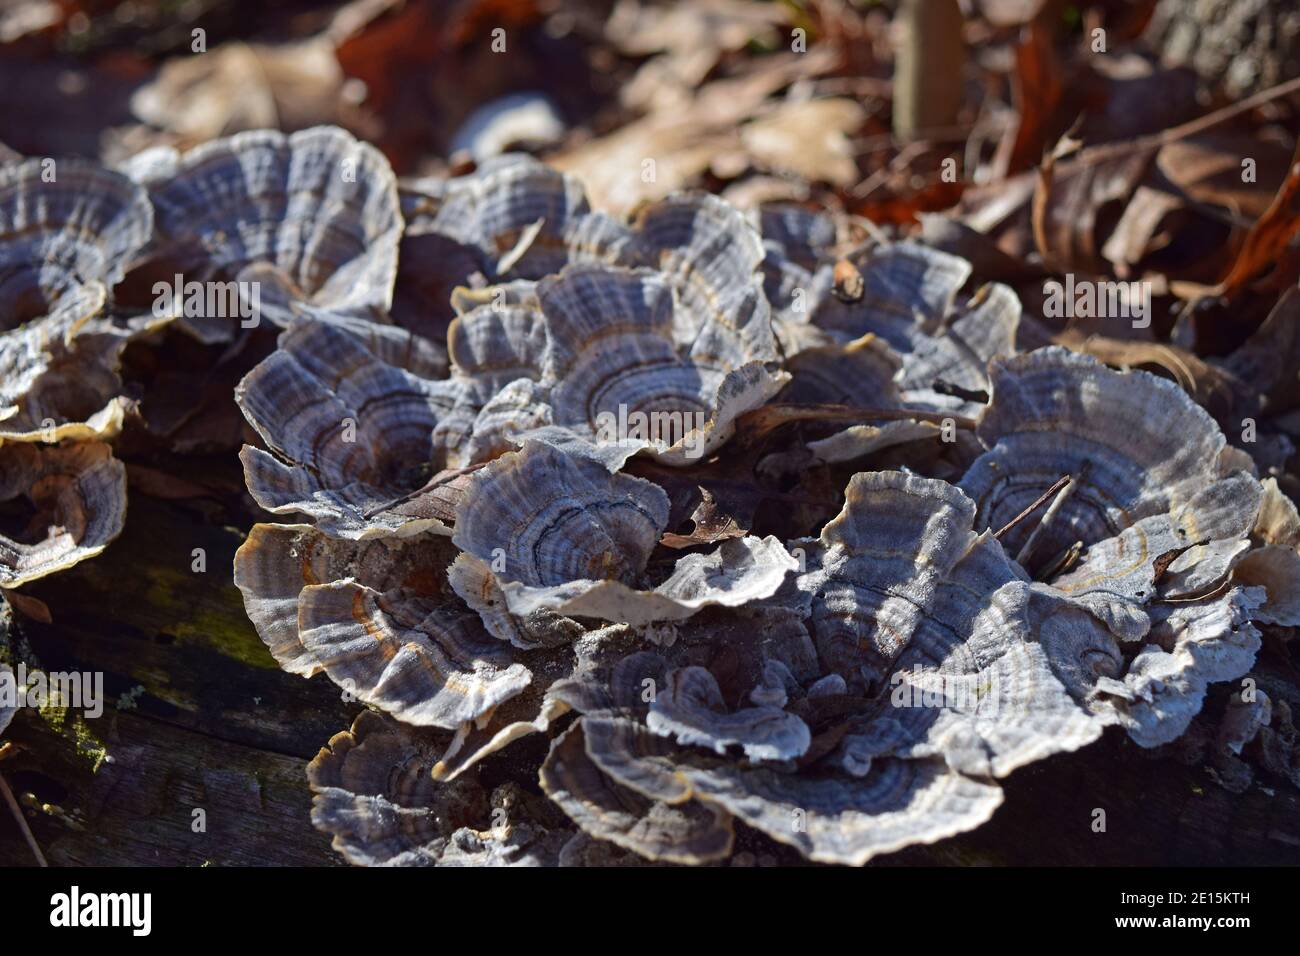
[5,125,1286,866]
[220,137,1292,865]
[0,158,143,588]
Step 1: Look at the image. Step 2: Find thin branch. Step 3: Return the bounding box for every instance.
[0,770,47,867]
[360,462,487,519]
[1016,477,1078,567]
[739,403,978,432]
[993,475,1071,540]
[1055,75,1300,172]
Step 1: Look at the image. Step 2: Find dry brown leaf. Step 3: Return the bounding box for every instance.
[126,464,218,501]
[741,98,865,187]
[551,49,837,213]
[1217,141,1300,298]
[660,488,749,549]
[1157,136,1297,223]
[131,38,348,143]
[1053,330,1240,418]
[4,590,52,624]
[1032,138,1159,275]
[992,18,1063,179]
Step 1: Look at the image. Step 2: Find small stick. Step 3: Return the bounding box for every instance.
[740,404,979,430]
[360,462,487,518]
[1016,477,1077,567]
[1037,539,1083,582]
[0,769,47,867]
[1050,75,1300,174]
[993,475,1071,540]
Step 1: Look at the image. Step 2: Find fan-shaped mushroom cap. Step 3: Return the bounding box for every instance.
[555,712,1000,867]
[453,438,668,587]
[407,154,628,281]
[1233,478,1300,626]
[538,472,1112,864]
[531,263,788,465]
[620,193,777,364]
[0,160,155,436]
[803,241,1017,415]
[756,204,837,272]
[308,711,478,865]
[960,348,1262,633]
[0,441,126,587]
[781,334,943,464]
[235,321,461,537]
[645,665,811,761]
[898,281,1020,417]
[0,310,168,442]
[0,158,153,322]
[782,333,901,407]
[394,156,627,340]
[540,719,734,864]
[450,441,797,630]
[145,126,401,334]
[1080,586,1264,747]
[814,242,970,351]
[308,710,572,866]
[431,262,789,470]
[234,522,530,728]
[795,473,1104,766]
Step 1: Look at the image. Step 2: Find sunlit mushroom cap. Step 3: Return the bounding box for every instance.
[0,159,154,436]
[235,320,462,537]
[406,153,627,281]
[234,522,531,728]
[308,710,573,866]
[533,262,788,465]
[813,241,971,351]
[450,440,797,631]
[756,204,837,272]
[897,281,1020,417]
[431,260,789,469]
[144,126,401,333]
[540,717,735,864]
[1084,586,1264,747]
[619,193,777,364]
[960,347,1262,634]
[0,441,127,587]
[1235,478,1300,626]
[0,158,153,322]
[538,471,1111,865]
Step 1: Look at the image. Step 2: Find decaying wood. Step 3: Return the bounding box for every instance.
[0,471,358,866]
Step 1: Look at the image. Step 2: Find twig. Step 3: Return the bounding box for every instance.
[993,475,1071,540]
[1055,75,1300,172]
[739,403,978,431]
[1016,476,1078,567]
[360,462,487,519]
[1037,539,1083,582]
[0,769,47,867]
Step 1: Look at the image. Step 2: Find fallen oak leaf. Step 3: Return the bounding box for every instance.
[1001,77,1300,277]
[660,487,748,549]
